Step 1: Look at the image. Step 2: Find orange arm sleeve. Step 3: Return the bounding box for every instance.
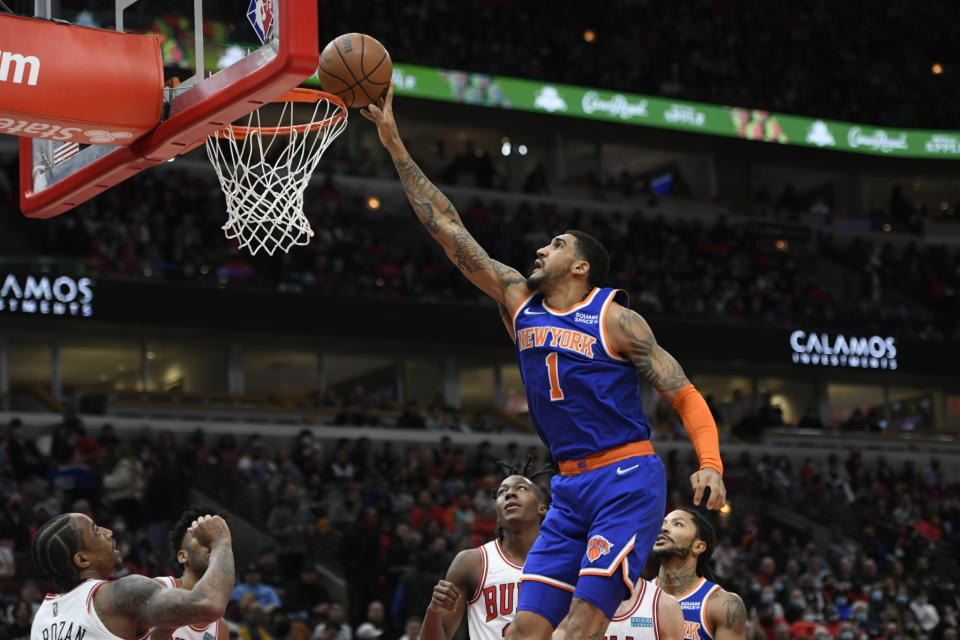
[672,384,723,474]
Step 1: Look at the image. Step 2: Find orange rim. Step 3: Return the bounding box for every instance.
[213,88,347,139]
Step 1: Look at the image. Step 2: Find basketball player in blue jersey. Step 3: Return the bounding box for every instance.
[651,509,745,640]
[363,85,726,640]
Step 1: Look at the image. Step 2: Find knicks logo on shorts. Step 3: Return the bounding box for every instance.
[586,535,614,562]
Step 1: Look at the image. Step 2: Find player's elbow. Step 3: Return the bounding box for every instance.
[191,596,227,624]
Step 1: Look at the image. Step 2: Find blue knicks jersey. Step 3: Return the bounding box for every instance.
[512,287,652,460]
[657,577,720,640]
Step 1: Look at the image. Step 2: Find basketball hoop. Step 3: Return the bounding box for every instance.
[205,88,348,256]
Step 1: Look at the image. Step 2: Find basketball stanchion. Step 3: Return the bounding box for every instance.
[205,88,348,256]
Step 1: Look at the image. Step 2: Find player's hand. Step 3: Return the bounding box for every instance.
[690,467,726,510]
[188,514,231,548]
[427,580,461,612]
[360,83,402,151]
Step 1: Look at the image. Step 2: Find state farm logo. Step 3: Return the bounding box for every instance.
[0,49,39,86]
[0,274,94,317]
[790,330,897,370]
[0,119,136,143]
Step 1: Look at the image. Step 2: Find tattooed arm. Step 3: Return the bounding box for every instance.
[604,304,690,402]
[706,590,747,640]
[361,84,529,308]
[94,517,234,635]
[606,303,726,508]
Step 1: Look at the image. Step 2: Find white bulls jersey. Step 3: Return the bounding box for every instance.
[152,577,222,640]
[466,539,523,640]
[604,581,665,640]
[31,580,147,640]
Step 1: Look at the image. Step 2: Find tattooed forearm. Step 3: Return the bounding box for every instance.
[105,540,234,627]
[447,227,489,274]
[618,309,689,392]
[391,154,526,297]
[192,540,234,606]
[393,155,462,235]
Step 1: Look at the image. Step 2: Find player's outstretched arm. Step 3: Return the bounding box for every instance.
[421,549,480,640]
[605,305,726,509]
[707,591,746,640]
[97,516,234,629]
[361,84,529,308]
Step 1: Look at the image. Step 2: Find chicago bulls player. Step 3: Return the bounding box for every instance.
[651,510,744,640]
[554,578,683,640]
[421,461,550,640]
[152,509,230,640]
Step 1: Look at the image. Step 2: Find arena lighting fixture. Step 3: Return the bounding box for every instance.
[720,503,732,515]
[775,239,788,251]
[501,141,512,156]
[932,63,943,75]
[366,196,381,210]
[583,29,596,42]
[518,144,528,155]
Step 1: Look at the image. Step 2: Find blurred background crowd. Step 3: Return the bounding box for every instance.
[1,160,957,344]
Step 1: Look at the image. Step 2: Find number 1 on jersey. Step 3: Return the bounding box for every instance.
[545,352,565,401]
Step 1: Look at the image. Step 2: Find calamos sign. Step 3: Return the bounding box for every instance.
[0,274,93,317]
[790,330,896,370]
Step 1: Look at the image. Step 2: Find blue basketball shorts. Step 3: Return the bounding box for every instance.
[517,453,666,627]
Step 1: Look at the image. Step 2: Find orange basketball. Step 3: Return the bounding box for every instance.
[318,33,392,108]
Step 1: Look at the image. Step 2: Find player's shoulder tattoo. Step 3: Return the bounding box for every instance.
[710,590,746,631]
[98,574,162,615]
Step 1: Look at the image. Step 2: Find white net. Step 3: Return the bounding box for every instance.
[205,92,347,256]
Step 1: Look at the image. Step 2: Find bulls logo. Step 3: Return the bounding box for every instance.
[586,535,614,562]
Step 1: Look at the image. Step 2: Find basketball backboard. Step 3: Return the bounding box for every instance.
[9,0,318,218]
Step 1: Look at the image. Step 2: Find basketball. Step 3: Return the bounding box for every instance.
[318,33,392,109]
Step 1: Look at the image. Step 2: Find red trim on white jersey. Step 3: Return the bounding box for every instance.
[87,580,107,613]
[612,579,647,622]
[468,546,488,604]
[494,539,523,570]
[652,588,662,640]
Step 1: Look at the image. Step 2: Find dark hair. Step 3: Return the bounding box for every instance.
[494,455,554,541]
[30,513,84,592]
[169,507,225,573]
[678,507,717,582]
[565,229,609,288]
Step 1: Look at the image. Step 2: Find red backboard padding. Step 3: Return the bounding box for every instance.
[0,14,163,145]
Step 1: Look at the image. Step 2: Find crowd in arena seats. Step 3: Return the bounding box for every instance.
[1,416,958,640]
[314,0,957,130]
[1,152,957,343]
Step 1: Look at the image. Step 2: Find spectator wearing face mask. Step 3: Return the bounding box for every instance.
[835,622,857,640]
